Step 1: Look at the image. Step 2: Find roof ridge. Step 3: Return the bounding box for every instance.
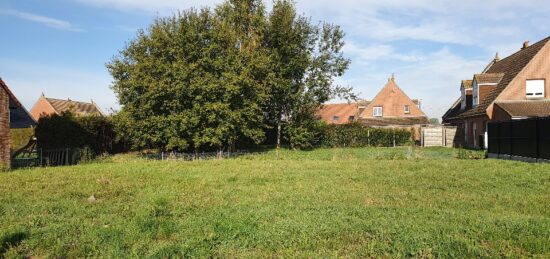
[492,36,550,64]
[45,97,94,105]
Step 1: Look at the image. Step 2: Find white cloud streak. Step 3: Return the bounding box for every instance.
[0,9,82,31]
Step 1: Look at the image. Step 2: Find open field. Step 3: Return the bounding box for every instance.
[1,148,549,258]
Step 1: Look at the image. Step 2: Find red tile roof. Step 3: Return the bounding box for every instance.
[45,97,103,116]
[495,100,550,117]
[316,103,359,124]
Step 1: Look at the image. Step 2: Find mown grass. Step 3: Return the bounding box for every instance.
[0,147,549,258]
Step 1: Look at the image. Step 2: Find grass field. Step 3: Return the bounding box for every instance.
[1,147,549,258]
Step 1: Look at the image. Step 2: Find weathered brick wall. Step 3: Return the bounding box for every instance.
[0,87,10,168]
[30,96,57,121]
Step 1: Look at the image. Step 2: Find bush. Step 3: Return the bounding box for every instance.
[320,122,412,148]
[454,148,486,160]
[35,112,126,155]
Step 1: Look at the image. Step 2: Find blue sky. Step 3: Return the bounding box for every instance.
[1,0,549,119]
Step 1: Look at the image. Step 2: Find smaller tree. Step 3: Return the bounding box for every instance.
[429,118,440,125]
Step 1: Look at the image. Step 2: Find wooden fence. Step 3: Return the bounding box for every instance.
[421,126,459,147]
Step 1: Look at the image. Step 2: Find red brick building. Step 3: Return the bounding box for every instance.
[316,76,429,140]
[0,78,36,168]
[30,94,104,121]
[443,37,550,148]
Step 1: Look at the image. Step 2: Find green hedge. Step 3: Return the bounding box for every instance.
[320,123,412,148]
[35,112,126,155]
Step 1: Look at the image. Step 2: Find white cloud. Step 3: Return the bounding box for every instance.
[344,42,421,64]
[0,9,82,31]
[75,0,223,13]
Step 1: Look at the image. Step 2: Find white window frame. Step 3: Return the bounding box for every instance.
[404,105,410,114]
[526,79,545,99]
[332,116,340,123]
[373,107,383,117]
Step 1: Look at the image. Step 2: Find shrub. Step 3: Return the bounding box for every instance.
[35,112,126,155]
[320,122,412,148]
[454,148,487,160]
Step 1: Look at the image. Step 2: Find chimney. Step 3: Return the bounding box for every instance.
[522,41,529,50]
[494,52,500,62]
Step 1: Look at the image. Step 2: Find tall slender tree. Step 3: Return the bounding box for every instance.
[264,0,353,150]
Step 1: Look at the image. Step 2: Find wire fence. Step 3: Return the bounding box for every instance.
[141,151,267,161]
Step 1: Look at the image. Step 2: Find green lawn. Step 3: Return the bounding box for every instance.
[1,148,549,258]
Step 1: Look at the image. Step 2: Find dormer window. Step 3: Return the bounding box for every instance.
[404,105,410,114]
[332,116,340,123]
[373,107,383,117]
[348,116,355,122]
[526,79,545,99]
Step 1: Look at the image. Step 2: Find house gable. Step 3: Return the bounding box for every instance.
[30,95,58,121]
[490,38,550,117]
[361,77,427,119]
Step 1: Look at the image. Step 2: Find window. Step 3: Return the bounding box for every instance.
[404,105,410,114]
[332,116,340,123]
[348,116,355,122]
[373,107,383,117]
[526,79,545,99]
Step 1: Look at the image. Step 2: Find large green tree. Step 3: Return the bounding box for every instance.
[108,0,352,152]
[109,1,268,152]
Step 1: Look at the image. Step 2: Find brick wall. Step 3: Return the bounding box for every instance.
[0,87,10,168]
[30,96,57,121]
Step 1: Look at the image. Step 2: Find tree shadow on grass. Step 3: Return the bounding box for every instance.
[0,231,29,258]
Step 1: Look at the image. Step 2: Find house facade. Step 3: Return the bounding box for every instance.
[443,37,550,149]
[30,94,104,121]
[0,78,36,168]
[316,76,429,140]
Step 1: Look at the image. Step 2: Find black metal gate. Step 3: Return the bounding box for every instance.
[11,148,83,169]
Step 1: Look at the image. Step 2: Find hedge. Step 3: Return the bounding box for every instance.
[320,123,412,148]
[35,112,126,155]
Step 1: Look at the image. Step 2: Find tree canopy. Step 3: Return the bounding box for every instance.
[108,0,352,152]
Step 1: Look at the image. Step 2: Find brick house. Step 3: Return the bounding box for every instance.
[316,76,429,140]
[30,94,104,121]
[0,78,36,168]
[442,37,550,149]
[359,76,428,126]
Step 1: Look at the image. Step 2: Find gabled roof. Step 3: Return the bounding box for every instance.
[442,97,462,123]
[361,77,427,118]
[0,77,36,128]
[456,36,550,118]
[461,80,473,89]
[316,103,359,124]
[44,97,104,116]
[0,77,22,108]
[473,73,504,85]
[495,100,550,118]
